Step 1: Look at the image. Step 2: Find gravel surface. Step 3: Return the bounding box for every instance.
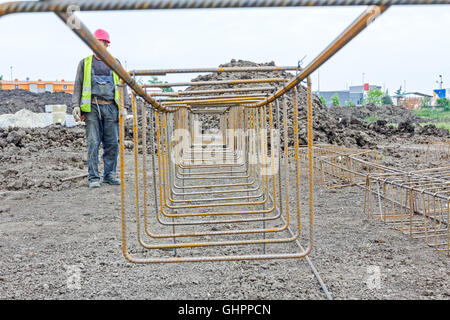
[0,60,448,300]
[0,143,448,300]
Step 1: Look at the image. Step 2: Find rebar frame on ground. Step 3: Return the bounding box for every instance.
[300,142,450,254]
[426,141,450,162]
[302,145,449,256]
[300,145,396,189]
[3,0,449,299]
[0,0,394,265]
[364,168,450,256]
[124,76,316,263]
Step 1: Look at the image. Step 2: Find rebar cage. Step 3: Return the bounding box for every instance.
[304,145,449,256]
[2,1,449,265]
[119,73,315,263]
[364,168,449,256]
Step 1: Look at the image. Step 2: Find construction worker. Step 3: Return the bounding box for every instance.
[72,28,125,188]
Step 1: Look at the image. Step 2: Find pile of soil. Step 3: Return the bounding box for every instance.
[328,102,449,139]
[347,119,449,138]
[0,126,86,192]
[186,60,449,148]
[0,126,84,150]
[1,63,447,150]
[329,104,424,124]
[191,59,290,83]
[0,89,73,115]
[188,60,367,147]
[0,89,132,116]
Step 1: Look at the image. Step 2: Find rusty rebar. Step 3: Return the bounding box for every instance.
[1,0,449,16]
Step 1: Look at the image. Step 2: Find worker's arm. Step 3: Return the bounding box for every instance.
[72,59,84,110]
[72,59,85,122]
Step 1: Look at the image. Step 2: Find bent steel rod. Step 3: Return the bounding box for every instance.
[143,78,288,88]
[133,105,289,240]
[1,0,449,15]
[149,87,276,96]
[2,1,396,279]
[147,106,284,227]
[248,5,391,108]
[163,96,266,105]
[131,66,298,76]
[155,93,268,102]
[121,82,314,262]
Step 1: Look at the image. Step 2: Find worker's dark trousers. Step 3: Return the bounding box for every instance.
[84,103,119,182]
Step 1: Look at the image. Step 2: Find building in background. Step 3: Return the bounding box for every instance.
[315,84,381,107]
[393,92,433,109]
[0,79,74,94]
[432,88,449,106]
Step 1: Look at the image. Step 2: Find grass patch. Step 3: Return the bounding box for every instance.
[363,115,381,123]
[419,122,450,131]
[413,107,450,120]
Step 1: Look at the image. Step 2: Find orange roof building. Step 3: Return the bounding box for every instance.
[0,79,74,94]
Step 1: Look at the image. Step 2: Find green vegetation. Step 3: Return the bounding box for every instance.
[345,99,355,107]
[420,96,431,108]
[382,94,393,105]
[148,76,174,92]
[413,105,450,131]
[331,93,341,107]
[363,88,384,105]
[436,97,450,109]
[381,89,393,105]
[419,122,450,131]
[385,122,449,130]
[363,115,381,123]
[413,107,450,121]
[320,96,327,107]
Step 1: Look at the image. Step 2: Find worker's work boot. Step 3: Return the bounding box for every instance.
[103,177,120,185]
[89,180,101,188]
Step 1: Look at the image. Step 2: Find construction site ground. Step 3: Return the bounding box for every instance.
[0,60,449,300]
[0,132,448,300]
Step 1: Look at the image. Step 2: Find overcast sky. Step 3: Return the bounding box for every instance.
[1,2,449,95]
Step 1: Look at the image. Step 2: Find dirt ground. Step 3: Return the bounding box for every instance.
[0,139,448,300]
[0,90,73,115]
[0,61,448,300]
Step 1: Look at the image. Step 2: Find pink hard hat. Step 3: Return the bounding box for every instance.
[93,29,110,43]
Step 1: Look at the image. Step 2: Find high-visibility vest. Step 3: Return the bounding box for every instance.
[80,55,120,112]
